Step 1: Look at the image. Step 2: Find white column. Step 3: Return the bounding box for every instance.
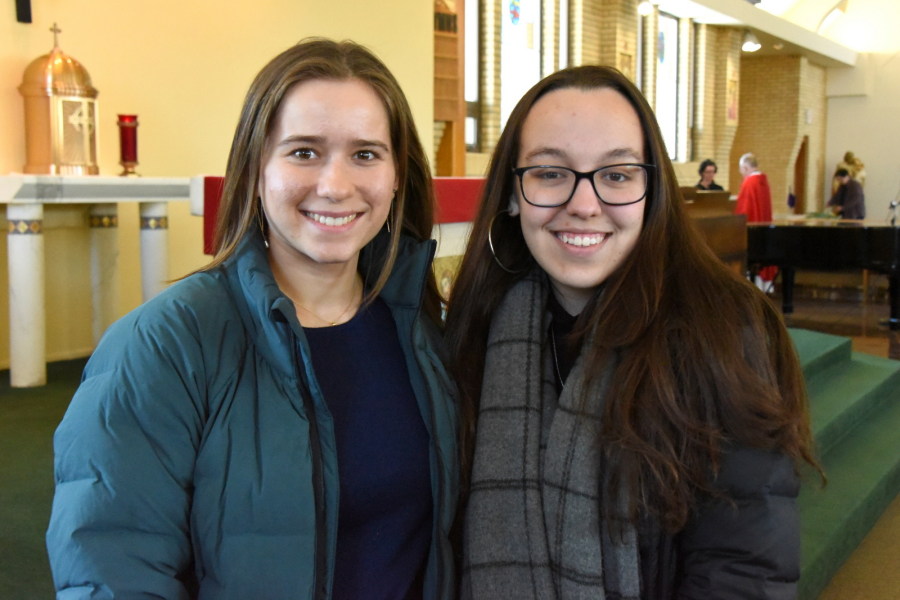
[90,204,120,345]
[7,203,46,387]
[139,202,169,302]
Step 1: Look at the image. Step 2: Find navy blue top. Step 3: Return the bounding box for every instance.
[304,296,433,600]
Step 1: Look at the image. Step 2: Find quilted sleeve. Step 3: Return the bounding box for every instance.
[46,298,211,599]
[676,446,801,600]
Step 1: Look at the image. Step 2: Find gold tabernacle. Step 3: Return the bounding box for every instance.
[18,23,99,175]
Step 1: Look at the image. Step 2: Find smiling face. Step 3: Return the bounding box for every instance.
[511,86,647,314]
[259,78,397,274]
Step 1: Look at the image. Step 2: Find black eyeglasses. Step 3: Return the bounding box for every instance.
[512,163,654,207]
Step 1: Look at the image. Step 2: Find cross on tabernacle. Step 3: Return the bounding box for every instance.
[67,103,95,135]
[50,22,61,47]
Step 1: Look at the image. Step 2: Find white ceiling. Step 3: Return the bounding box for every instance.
[652,0,857,67]
[655,0,741,24]
[656,0,840,24]
[755,0,808,16]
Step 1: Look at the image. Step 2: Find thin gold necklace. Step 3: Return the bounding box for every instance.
[549,327,564,388]
[293,278,362,327]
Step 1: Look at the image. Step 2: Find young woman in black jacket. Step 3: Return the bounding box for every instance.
[446,65,820,599]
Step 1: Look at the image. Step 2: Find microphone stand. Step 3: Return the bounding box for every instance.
[884,182,900,332]
[888,181,900,226]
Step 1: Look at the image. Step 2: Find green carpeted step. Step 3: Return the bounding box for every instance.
[798,378,900,600]
[805,352,900,459]
[789,328,852,381]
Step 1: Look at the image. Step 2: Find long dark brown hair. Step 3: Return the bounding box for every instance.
[445,65,819,532]
[201,38,441,322]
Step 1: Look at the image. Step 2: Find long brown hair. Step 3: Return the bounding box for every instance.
[202,38,441,321]
[445,65,819,532]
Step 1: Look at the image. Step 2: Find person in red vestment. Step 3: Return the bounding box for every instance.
[736,152,777,285]
[735,153,773,223]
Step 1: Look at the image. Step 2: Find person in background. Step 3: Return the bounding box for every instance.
[828,168,866,220]
[833,151,865,193]
[446,65,819,600]
[736,152,777,287]
[695,158,724,191]
[46,38,459,600]
[735,153,772,223]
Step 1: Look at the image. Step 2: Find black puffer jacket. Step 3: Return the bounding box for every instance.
[640,446,800,599]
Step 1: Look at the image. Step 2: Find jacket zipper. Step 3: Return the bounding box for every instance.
[408,242,446,598]
[291,332,328,600]
[411,324,445,597]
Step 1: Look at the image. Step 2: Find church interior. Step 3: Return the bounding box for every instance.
[3,0,900,597]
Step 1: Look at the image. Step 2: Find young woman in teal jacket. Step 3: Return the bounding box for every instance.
[47,39,459,600]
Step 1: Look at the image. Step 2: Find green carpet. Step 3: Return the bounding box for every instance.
[0,358,86,599]
[806,352,900,456]
[789,328,900,599]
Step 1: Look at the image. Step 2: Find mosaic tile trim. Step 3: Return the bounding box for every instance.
[89,215,119,228]
[140,216,168,230]
[7,220,43,235]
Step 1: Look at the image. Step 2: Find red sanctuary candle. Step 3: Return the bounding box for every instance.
[117,114,139,164]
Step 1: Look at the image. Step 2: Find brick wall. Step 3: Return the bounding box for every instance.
[641,10,658,110]
[712,28,742,192]
[570,0,603,66]
[599,0,616,67]
[673,161,703,187]
[618,0,640,84]
[730,54,826,214]
[433,121,446,173]
[676,18,693,161]
[687,26,741,190]
[692,25,714,163]
[596,0,639,82]
[542,0,559,76]
[480,0,503,150]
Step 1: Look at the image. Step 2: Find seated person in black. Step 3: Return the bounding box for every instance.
[696,158,724,191]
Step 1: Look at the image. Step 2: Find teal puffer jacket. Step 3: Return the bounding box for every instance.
[47,231,460,599]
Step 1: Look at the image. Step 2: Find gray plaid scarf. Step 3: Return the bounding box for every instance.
[461,271,640,600]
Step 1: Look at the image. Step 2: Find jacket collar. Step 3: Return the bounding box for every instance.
[359,229,436,310]
[223,229,436,378]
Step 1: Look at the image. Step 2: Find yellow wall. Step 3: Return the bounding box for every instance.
[0,0,434,368]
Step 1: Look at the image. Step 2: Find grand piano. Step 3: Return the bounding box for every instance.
[747,219,900,330]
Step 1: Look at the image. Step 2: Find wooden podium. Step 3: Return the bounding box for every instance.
[681,188,746,275]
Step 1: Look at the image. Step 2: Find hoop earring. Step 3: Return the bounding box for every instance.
[387,190,397,234]
[488,210,528,274]
[257,199,269,249]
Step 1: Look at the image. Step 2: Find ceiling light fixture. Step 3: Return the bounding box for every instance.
[817,0,849,34]
[742,31,762,52]
[637,1,655,16]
